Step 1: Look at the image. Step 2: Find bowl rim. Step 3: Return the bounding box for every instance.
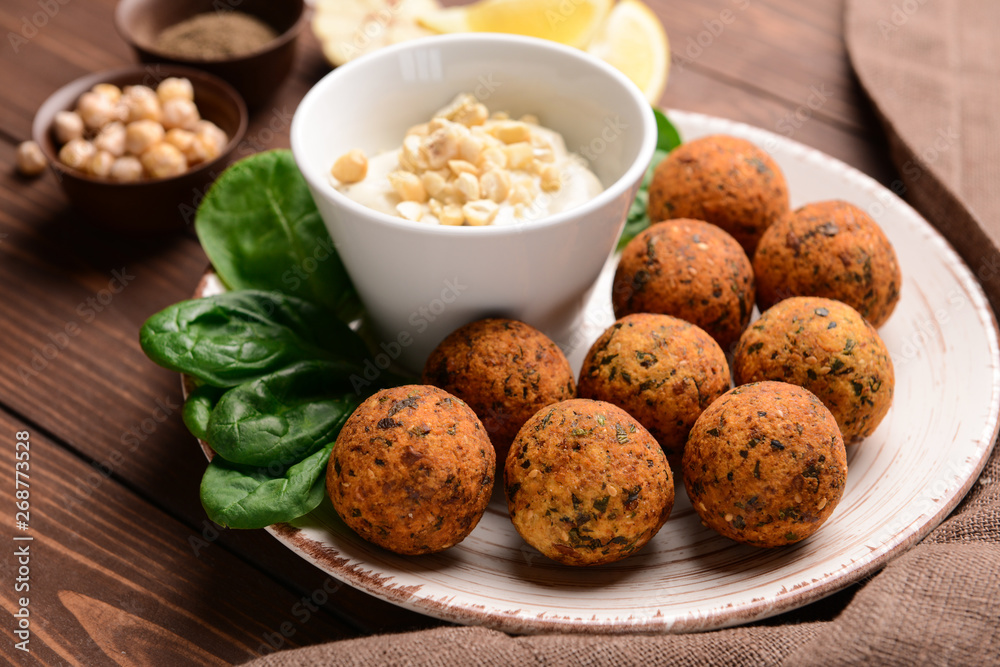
[113,0,308,65]
[290,33,658,238]
[32,64,249,187]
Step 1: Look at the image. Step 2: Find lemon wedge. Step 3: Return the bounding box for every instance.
[587,0,670,103]
[313,0,443,66]
[417,0,613,49]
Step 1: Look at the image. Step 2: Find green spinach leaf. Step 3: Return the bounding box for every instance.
[654,107,683,153]
[139,290,369,387]
[200,442,332,529]
[208,361,361,467]
[195,150,361,322]
[617,108,682,250]
[183,384,226,441]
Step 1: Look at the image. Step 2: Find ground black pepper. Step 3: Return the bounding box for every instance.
[156,11,277,60]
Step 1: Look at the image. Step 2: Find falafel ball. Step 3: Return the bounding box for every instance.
[683,381,847,548]
[733,297,894,443]
[647,135,790,255]
[327,385,495,555]
[578,314,731,462]
[422,318,576,461]
[505,399,674,566]
[753,200,902,327]
[612,218,755,350]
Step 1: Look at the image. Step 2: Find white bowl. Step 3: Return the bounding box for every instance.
[291,34,657,371]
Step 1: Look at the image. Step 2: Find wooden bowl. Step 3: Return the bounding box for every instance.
[32,65,248,235]
[114,0,306,108]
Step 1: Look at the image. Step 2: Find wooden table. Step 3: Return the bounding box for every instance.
[0,1,898,663]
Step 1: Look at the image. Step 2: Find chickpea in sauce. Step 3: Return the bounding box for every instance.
[330,93,604,227]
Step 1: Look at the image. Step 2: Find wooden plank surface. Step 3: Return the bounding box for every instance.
[0,0,900,663]
[0,408,354,666]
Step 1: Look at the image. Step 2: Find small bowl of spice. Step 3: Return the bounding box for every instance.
[114,0,306,108]
[32,64,247,234]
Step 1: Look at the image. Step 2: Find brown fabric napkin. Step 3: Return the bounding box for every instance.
[245,3,1000,664]
[847,0,1000,314]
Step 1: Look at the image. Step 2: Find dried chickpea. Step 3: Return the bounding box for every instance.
[194,121,228,158]
[58,139,96,171]
[418,171,444,199]
[164,128,207,164]
[438,203,465,226]
[91,83,122,104]
[94,121,126,157]
[478,136,502,157]
[494,121,531,144]
[480,170,512,203]
[463,199,500,226]
[122,85,162,123]
[396,201,425,222]
[480,147,507,171]
[125,120,165,156]
[540,164,562,192]
[435,183,459,205]
[455,171,480,202]
[331,149,368,184]
[163,127,194,149]
[447,160,478,177]
[53,111,85,144]
[462,105,490,127]
[458,135,482,165]
[88,150,115,178]
[161,98,200,131]
[399,135,428,172]
[435,93,489,127]
[76,92,119,130]
[123,85,155,100]
[505,142,534,170]
[388,170,427,202]
[109,156,143,182]
[140,142,187,179]
[425,126,459,169]
[188,136,217,162]
[16,141,47,176]
[157,77,194,103]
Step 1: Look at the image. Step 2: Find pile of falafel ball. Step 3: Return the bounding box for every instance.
[326,134,901,566]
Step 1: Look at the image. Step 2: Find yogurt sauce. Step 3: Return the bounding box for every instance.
[330,94,604,227]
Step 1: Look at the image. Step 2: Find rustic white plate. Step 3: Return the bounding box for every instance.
[195,110,1000,634]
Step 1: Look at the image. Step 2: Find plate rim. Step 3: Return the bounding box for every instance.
[187,108,1000,634]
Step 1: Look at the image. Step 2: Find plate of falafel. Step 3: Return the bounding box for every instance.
[196,110,1000,634]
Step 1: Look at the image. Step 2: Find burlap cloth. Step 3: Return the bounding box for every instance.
[246,2,1000,664]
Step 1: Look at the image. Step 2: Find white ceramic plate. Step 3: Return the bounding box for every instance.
[195,110,1000,634]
